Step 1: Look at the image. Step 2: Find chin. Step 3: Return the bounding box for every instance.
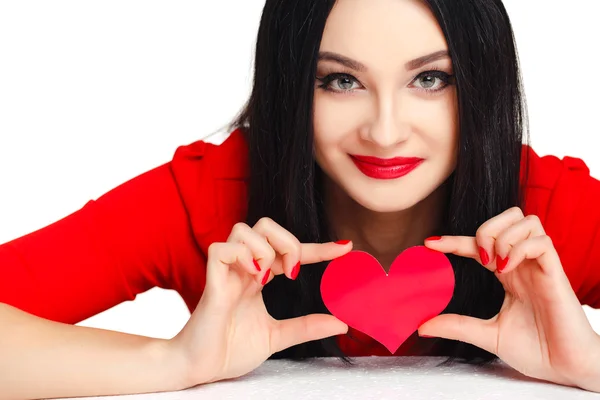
[350,191,422,213]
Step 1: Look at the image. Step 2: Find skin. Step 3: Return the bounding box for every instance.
[313,0,458,269]
[1,0,599,398]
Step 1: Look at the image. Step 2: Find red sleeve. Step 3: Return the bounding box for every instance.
[522,146,600,308]
[0,144,208,324]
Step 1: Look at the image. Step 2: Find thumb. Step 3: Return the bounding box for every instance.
[271,314,348,354]
[418,314,498,355]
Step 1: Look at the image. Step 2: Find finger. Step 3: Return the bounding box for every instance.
[299,241,353,265]
[259,268,273,286]
[475,207,524,266]
[424,236,495,270]
[228,222,277,275]
[499,235,563,276]
[494,215,545,273]
[270,314,348,354]
[253,217,302,280]
[418,313,498,355]
[206,242,258,287]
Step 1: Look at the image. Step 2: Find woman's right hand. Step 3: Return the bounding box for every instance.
[168,217,352,387]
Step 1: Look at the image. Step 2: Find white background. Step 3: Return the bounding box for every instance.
[1,1,599,340]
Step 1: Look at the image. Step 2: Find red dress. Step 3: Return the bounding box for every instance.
[1,128,599,356]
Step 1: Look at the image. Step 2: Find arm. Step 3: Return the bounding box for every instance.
[0,303,188,400]
[0,138,236,399]
[0,159,207,323]
[549,155,600,309]
[522,146,600,309]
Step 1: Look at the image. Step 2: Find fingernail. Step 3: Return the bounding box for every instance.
[420,333,435,339]
[425,236,442,242]
[497,256,509,273]
[335,240,351,245]
[291,262,300,280]
[261,269,271,285]
[478,246,490,266]
[253,259,261,272]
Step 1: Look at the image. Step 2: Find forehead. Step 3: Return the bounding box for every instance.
[320,0,449,70]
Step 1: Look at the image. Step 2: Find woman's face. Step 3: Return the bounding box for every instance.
[313,0,459,213]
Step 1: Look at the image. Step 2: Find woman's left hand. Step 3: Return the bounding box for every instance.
[421,207,600,392]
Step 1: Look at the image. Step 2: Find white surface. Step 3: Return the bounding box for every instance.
[0,1,599,341]
[58,357,600,400]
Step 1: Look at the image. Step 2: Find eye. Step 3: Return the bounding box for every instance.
[316,73,362,93]
[411,70,454,93]
[316,70,454,95]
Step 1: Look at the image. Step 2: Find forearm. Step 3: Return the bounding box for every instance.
[0,303,189,400]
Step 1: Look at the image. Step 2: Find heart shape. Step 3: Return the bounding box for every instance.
[321,246,455,354]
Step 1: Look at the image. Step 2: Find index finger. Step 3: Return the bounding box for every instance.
[300,241,353,265]
[424,236,495,272]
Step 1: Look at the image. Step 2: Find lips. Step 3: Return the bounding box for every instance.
[350,155,424,180]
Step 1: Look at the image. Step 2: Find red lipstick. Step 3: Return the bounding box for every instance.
[350,155,424,180]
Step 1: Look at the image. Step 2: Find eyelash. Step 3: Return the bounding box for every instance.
[316,67,455,95]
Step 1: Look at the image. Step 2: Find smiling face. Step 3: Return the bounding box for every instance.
[313,0,459,213]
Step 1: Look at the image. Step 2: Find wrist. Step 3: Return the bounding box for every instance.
[164,333,217,389]
[145,338,192,393]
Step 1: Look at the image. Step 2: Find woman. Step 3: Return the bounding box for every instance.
[1,0,599,398]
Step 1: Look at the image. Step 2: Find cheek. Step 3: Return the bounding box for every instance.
[419,93,459,155]
[313,93,364,146]
[444,96,460,159]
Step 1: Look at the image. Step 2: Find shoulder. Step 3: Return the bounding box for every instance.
[521,144,593,229]
[520,144,589,193]
[171,126,249,180]
[521,144,600,298]
[169,126,250,251]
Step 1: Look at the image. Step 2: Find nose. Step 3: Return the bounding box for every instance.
[361,94,411,148]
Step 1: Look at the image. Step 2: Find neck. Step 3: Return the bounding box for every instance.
[323,176,448,272]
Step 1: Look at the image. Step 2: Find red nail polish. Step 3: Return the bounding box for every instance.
[291,262,300,280]
[478,247,490,265]
[261,269,271,286]
[425,236,442,241]
[497,256,509,273]
[253,259,261,272]
[335,240,351,245]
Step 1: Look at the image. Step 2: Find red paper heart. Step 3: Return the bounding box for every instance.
[321,246,455,354]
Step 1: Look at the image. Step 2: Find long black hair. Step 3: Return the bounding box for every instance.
[229,0,529,363]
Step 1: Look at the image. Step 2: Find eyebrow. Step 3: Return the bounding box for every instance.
[317,50,450,72]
